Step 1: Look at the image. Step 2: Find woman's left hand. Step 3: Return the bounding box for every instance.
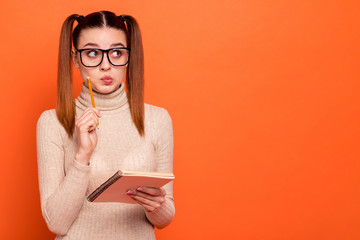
[126,187,166,212]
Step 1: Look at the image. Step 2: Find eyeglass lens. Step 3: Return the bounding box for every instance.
[81,49,129,67]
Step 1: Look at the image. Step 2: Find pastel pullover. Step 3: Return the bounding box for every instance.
[37,83,175,239]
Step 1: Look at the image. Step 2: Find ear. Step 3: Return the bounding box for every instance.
[71,49,80,69]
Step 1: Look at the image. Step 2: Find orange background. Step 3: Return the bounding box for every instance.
[1,0,360,239]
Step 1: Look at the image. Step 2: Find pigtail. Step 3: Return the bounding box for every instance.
[56,14,80,138]
[122,15,145,136]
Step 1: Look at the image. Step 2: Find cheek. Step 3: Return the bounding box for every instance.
[114,69,126,87]
[79,66,96,78]
[79,68,89,80]
[119,67,127,80]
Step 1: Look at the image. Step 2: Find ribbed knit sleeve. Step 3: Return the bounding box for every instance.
[37,110,91,235]
[145,109,175,228]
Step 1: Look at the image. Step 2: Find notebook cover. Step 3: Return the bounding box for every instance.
[88,172,174,204]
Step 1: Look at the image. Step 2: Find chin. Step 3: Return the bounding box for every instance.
[95,84,120,94]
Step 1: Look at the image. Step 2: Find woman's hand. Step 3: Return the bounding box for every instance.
[74,107,101,165]
[126,187,166,212]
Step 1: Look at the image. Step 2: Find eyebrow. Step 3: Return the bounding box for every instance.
[82,42,126,48]
[82,42,98,48]
[111,42,126,47]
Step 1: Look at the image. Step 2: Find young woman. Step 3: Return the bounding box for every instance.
[37,11,175,239]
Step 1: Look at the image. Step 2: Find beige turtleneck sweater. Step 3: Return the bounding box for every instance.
[36,83,175,240]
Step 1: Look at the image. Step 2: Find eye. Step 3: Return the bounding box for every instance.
[111,50,122,58]
[86,50,99,58]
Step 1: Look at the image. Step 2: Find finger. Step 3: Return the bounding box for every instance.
[130,198,157,212]
[84,107,101,117]
[128,190,166,204]
[77,120,97,134]
[89,119,98,131]
[76,112,99,130]
[81,107,97,118]
[89,107,101,118]
[77,109,99,123]
[77,119,98,132]
[87,107,101,118]
[76,110,93,126]
[136,187,166,197]
[130,194,162,210]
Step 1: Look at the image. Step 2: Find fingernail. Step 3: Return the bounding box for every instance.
[137,187,143,191]
[99,112,102,118]
[126,190,133,195]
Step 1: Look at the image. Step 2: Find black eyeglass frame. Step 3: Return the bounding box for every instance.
[75,47,131,67]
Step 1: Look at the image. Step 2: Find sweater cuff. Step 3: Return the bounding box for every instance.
[66,159,91,184]
[73,158,91,172]
[145,197,175,229]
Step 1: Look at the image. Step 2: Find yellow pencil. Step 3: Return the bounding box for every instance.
[87,77,99,127]
[87,77,96,108]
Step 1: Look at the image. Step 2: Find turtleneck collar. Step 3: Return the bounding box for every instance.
[75,82,129,112]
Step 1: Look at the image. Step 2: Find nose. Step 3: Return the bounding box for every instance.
[100,52,111,71]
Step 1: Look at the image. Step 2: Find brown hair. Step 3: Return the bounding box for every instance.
[56,11,144,137]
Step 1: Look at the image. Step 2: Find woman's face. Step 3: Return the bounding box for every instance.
[72,27,128,94]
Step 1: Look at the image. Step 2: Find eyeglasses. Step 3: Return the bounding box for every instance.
[76,47,131,67]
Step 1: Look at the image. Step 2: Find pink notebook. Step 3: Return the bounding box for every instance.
[87,170,175,204]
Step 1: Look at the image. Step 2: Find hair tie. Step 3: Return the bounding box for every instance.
[119,15,126,22]
[76,15,84,24]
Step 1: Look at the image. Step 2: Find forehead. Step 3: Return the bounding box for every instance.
[77,27,127,48]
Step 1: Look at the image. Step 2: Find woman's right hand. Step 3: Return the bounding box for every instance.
[74,107,101,165]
